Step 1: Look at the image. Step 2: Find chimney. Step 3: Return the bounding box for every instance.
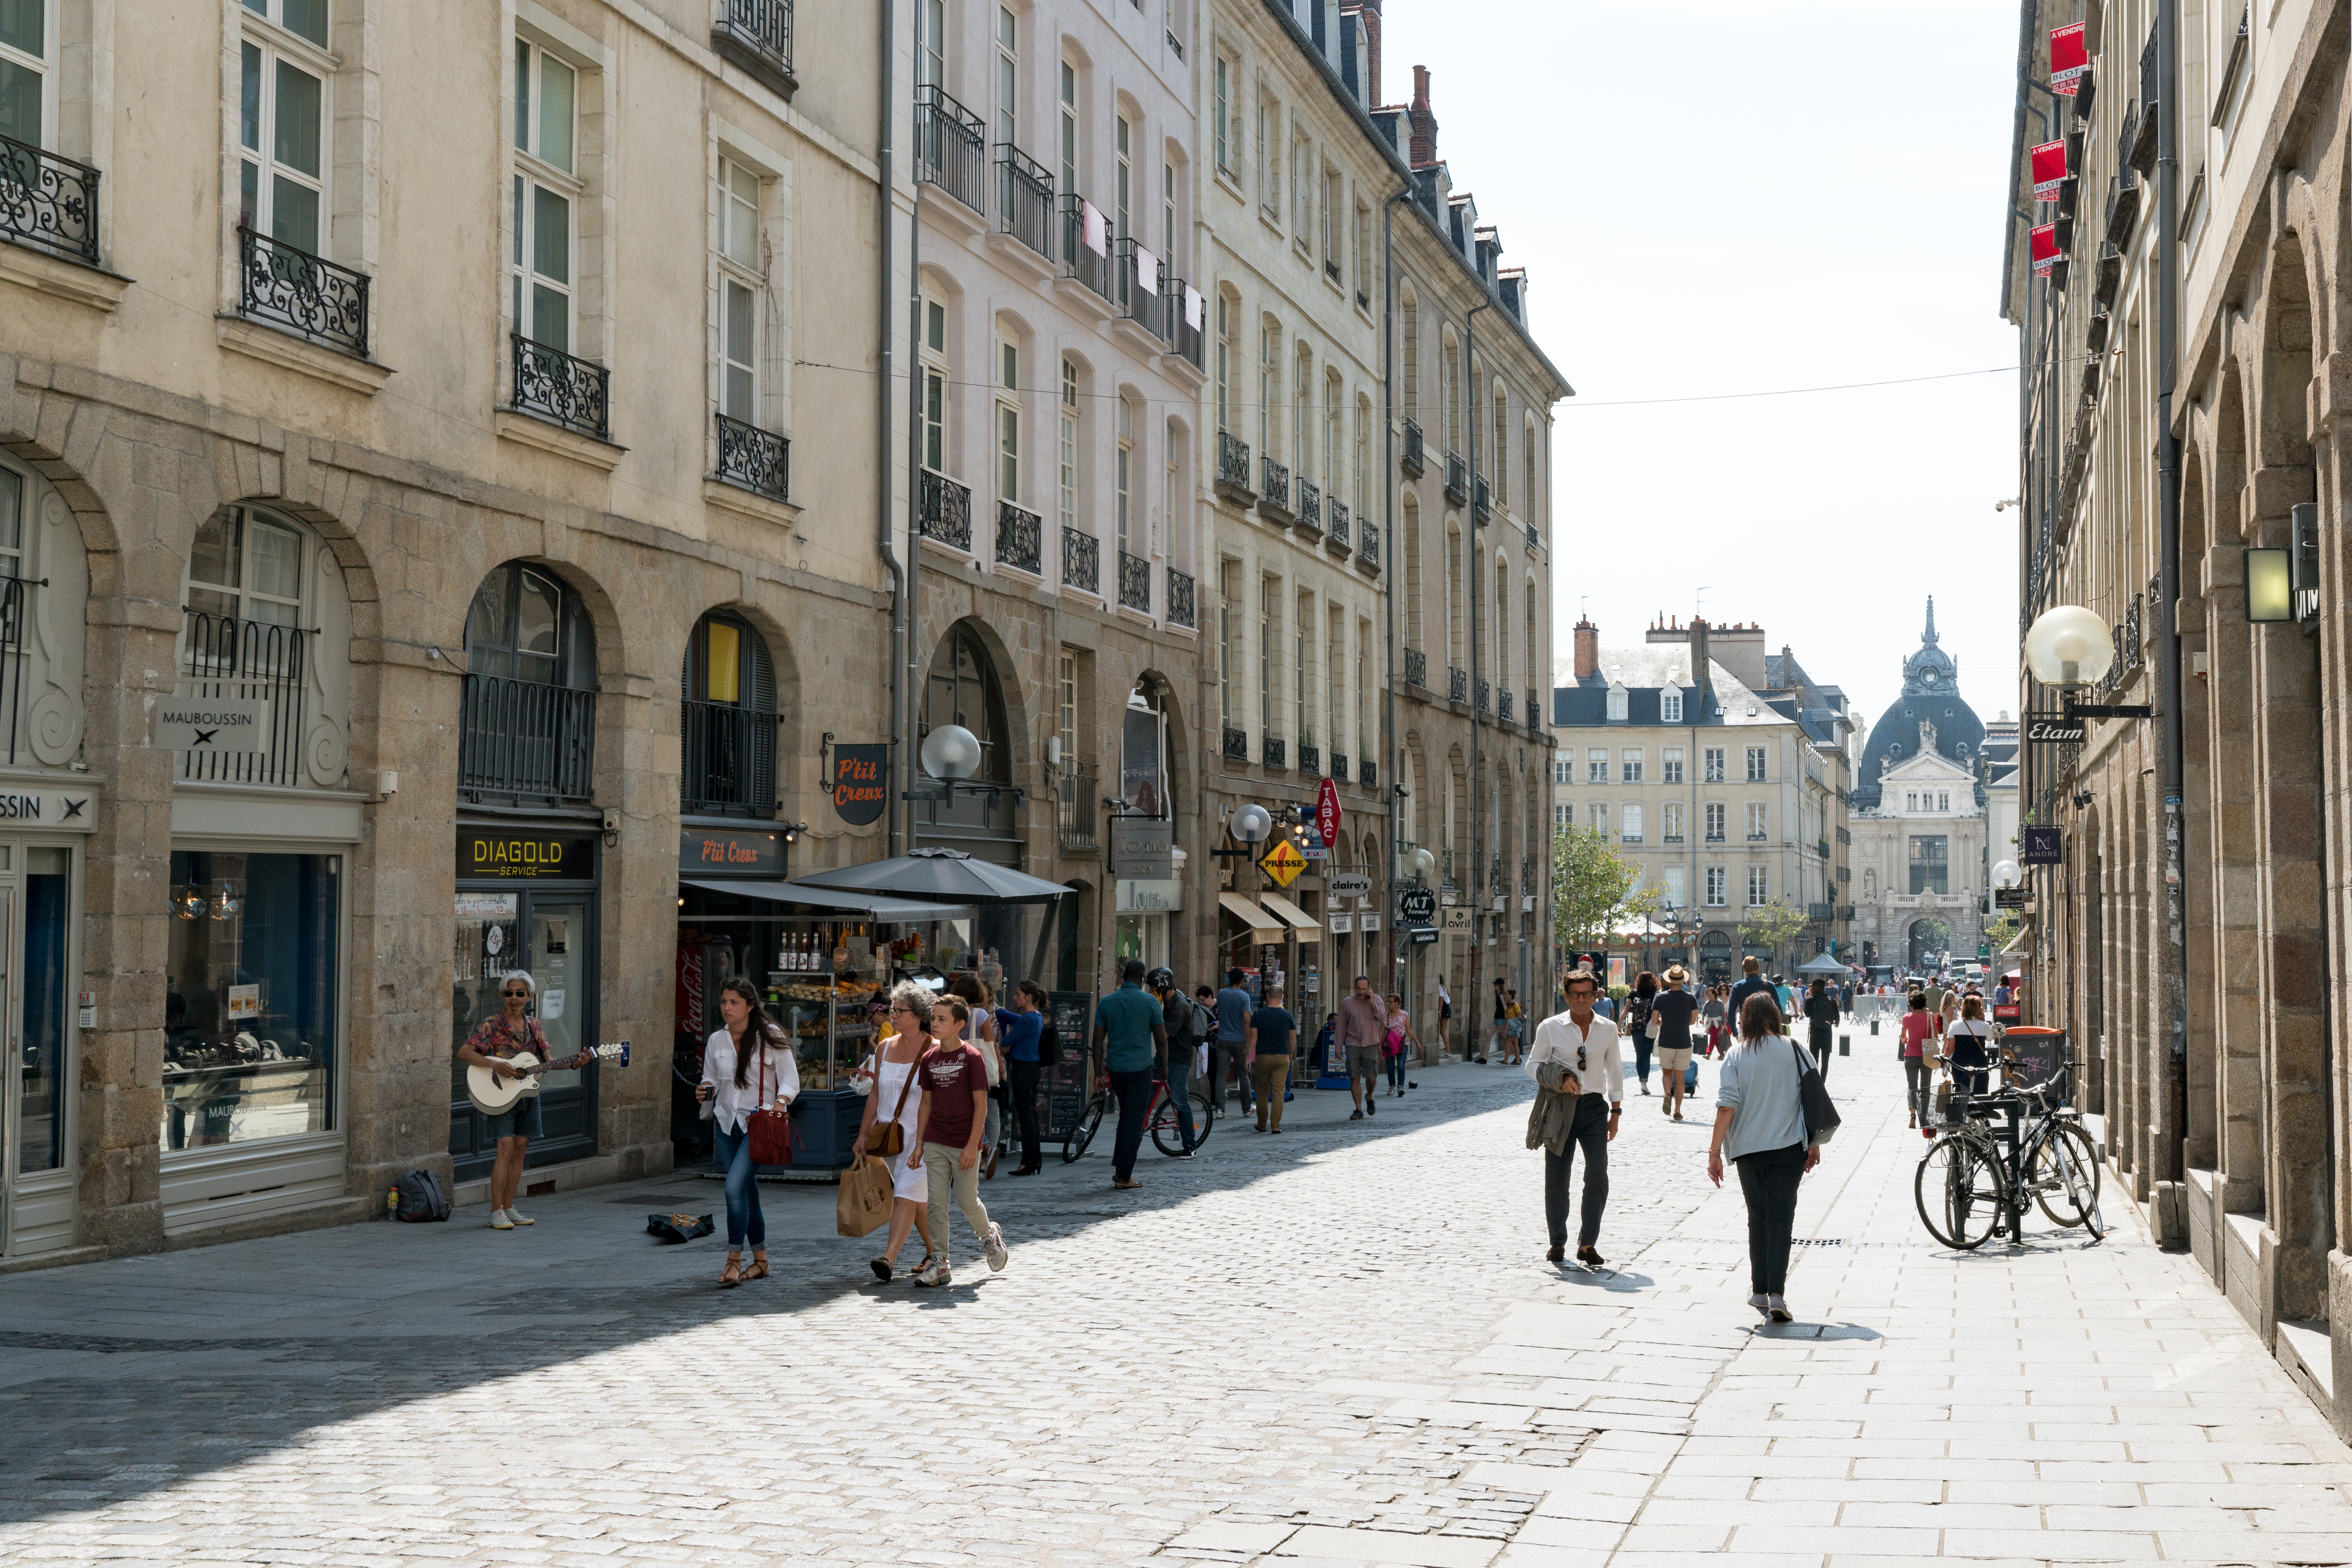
[1409,65,1438,167]
[1573,616,1599,680]
[1689,617,1711,701]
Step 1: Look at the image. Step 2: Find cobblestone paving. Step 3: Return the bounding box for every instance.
[2,1042,2348,1566]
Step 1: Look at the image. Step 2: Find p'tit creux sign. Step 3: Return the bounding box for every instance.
[830,742,890,827]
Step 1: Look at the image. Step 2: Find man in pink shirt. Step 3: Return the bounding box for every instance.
[1336,976,1387,1123]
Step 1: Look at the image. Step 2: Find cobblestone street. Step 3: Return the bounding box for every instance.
[3,1044,2349,1566]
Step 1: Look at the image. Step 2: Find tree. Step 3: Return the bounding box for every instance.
[1552,824,1660,959]
[1736,899,1808,958]
[1984,912,2022,953]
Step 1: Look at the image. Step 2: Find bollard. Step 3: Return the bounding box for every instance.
[1870,1018,1879,1035]
[1839,1033,1850,1056]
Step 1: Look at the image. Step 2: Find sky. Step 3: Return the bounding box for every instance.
[1379,0,2025,736]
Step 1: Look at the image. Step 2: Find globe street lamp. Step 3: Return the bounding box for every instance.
[1229,803,1272,845]
[2021,605,2115,690]
[919,723,982,782]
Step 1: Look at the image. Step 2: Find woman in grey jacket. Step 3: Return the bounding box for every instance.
[1705,991,1824,1324]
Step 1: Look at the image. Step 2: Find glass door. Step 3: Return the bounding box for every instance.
[528,899,594,1151]
[448,887,597,1177]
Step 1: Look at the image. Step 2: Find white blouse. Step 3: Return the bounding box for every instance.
[700,1026,799,1134]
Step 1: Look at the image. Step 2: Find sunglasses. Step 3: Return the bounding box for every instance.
[503,989,529,999]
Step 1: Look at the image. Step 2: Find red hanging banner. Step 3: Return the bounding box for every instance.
[2049,23,2088,95]
[2030,223,2061,278]
[2030,139,2068,202]
[1316,776,1343,853]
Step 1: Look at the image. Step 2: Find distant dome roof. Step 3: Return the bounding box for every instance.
[1854,597,1986,809]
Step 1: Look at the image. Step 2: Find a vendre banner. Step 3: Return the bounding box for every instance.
[2050,23,2088,95]
[2030,223,2061,278]
[2030,139,2068,202]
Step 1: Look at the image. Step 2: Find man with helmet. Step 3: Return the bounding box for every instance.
[1149,966,1201,1157]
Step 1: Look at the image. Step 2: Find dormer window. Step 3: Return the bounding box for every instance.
[1605,682,1628,723]
[1661,688,1683,724]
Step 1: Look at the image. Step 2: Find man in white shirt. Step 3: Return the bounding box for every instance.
[1524,969,1623,1268]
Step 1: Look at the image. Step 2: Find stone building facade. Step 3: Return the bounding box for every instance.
[2001,0,2352,1431]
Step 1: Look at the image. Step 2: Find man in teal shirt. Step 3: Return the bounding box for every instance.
[1091,959,1167,1190]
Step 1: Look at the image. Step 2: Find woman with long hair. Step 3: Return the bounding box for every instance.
[1803,977,1839,1081]
[856,981,937,1282]
[1701,985,1727,1058]
[1383,993,1421,1097]
[695,977,798,1286]
[1944,994,1997,1097]
[1705,991,1824,1324]
[1624,971,1660,1094]
[1898,991,1938,1130]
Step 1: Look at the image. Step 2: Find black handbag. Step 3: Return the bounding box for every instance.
[1790,1038,1841,1145]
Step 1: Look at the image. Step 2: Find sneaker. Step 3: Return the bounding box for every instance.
[505,1206,534,1226]
[983,1223,1008,1273]
[1767,1295,1793,1324]
[1349,1109,1364,1121]
[488,1208,515,1230]
[913,1256,949,1287]
[1365,1099,1376,1117]
[1748,1293,1771,1320]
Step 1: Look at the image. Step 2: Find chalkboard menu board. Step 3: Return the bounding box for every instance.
[1041,990,1095,1140]
[2003,1028,2066,1095]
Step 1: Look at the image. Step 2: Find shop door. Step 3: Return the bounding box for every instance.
[0,886,13,1245]
[449,890,598,1177]
[526,900,593,1150]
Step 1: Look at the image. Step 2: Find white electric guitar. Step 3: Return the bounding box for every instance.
[466,1042,630,1116]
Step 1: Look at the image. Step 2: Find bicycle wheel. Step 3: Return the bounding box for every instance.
[1916,1136,2008,1250]
[1149,1089,1188,1156]
[2031,1124,2104,1233]
[1061,1094,1107,1164]
[1188,1089,1216,1149]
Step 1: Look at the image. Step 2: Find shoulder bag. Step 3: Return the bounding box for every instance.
[861,1048,920,1156]
[1789,1037,1841,1145]
[747,1037,797,1166]
[835,1149,894,1236]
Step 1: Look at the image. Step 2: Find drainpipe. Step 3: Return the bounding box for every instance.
[1466,299,1489,1009]
[904,181,927,856]
[1381,187,1406,1000]
[875,0,903,857]
[2155,0,2190,1196]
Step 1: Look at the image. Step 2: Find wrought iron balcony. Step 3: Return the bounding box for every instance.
[1165,277,1204,368]
[1223,726,1248,761]
[712,0,796,95]
[1168,567,1196,629]
[1448,665,1469,703]
[0,131,100,266]
[1295,477,1322,533]
[682,697,780,817]
[459,671,597,804]
[1473,476,1491,521]
[237,228,369,356]
[1331,752,1349,781]
[914,85,986,212]
[1262,734,1286,770]
[1400,419,1425,476]
[1358,517,1379,570]
[995,501,1042,574]
[1360,759,1376,789]
[0,577,30,763]
[1327,498,1350,549]
[1807,903,1836,922]
[1299,743,1320,775]
[1056,764,1099,854]
[714,412,789,503]
[1526,688,1540,729]
[1522,855,1536,889]
[1404,647,1427,687]
[178,609,312,788]
[1747,831,1768,842]
[1491,855,1506,893]
[1216,431,1253,494]
[1117,549,1152,613]
[1497,688,1515,723]
[1259,456,1291,516]
[1062,526,1099,595]
[1525,521,1540,552]
[1706,829,1726,843]
[995,145,1054,260]
[1058,195,1112,301]
[1443,451,1469,504]
[511,335,610,440]
[1113,239,1164,334]
[919,469,972,551]
[1476,678,1491,714]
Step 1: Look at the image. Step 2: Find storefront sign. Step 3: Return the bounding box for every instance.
[0,789,96,831]
[2020,826,2063,866]
[155,698,270,754]
[1116,878,1182,912]
[1397,887,1437,927]
[1995,886,2029,909]
[1316,777,1342,849]
[1110,817,1173,879]
[1441,907,1471,932]
[1329,914,1352,935]
[1260,838,1306,888]
[1411,927,1440,945]
[830,744,891,826]
[678,826,785,876]
[1359,914,1380,933]
[459,832,593,880]
[2025,714,2086,744]
[1329,871,1374,899]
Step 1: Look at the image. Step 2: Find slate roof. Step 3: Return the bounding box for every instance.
[1551,647,1791,730]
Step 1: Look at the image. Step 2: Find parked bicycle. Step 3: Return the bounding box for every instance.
[1915,1049,2102,1249]
[1061,1058,1216,1163]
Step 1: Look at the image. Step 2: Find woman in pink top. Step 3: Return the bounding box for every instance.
[1382,994,1420,1098]
[1898,992,1939,1130]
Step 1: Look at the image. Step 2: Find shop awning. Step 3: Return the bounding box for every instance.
[1259,892,1322,942]
[1217,891,1284,940]
[680,879,976,924]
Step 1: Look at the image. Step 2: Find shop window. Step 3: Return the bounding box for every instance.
[0,459,87,769]
[681,610,778,817]
[460,561,598,804]
[162,850,340,1152]
[15,847,69,1173]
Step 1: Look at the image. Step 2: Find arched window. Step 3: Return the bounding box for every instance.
[1402,492,1423,651]
[460,561,596,803]
[681,610,778,816]
[1492,386,1509,506]
[1400,288,1419,418]
[1445,518,1463,673]
[183,504,351,789]
[923,625,1011,785]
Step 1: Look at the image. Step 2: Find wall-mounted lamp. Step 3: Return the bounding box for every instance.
[2244,546,2293,623]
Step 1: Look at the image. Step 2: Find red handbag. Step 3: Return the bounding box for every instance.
[747,1041,796,1166]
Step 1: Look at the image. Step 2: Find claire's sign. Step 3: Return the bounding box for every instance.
[830,743,890,826]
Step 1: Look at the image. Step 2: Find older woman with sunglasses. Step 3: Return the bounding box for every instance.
[856,981,937,1282]
[456,971,589,1231]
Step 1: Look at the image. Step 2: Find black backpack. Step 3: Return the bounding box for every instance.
[1037,1020,1062,1067]
[388,1168,450,1223]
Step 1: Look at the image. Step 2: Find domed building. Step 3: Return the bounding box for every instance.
[1849,601,1989,972]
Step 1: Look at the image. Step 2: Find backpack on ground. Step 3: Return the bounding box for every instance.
[387,1168,450,1223]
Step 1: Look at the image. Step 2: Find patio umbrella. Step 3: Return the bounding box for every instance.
[786,847,1075,906]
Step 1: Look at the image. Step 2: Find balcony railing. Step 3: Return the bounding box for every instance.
[1117,550,1151,613]
[1059,195,1112,301]
[1443,451,1469,504]
[1114,239,1164,335]
[178,609,310,788]
[1474,476,1491,521]
[1262,734,1286,770]
[237,228,369,356]
[1526,688,1540,727]
[995,501,1042,574]
[681,698,780,817]
[713,0,795,92]
[1807,903,1836,922]
[1062,526,1099,594]
[1358,517,1379,570]
[1476,678,1491,714]
[1525,522,1540,552]
[1331,752,1349,781]
[0,577,29,764]
[1359,759,1376,789]
[919,469,973,551]
[511,335,611,440]
[996,145,1054,260]
[0,132,100,266]
[1327,498,1350,549]
[1259,457,1290,514]
[1222,726,1248,761]
[1404,647,1427,687]
[1295,478,1322,533]
[1448,665,1469,703]
[1057,764,1099,854]
[1165,278,1204,368]
[459,672,597,804]
[914,85,987,212]
[1168,568,1196,629]
[1497,688,1514,723]
[715,412,790,503]
[1299,743,1320,776]
[1706,830,1726,843]
[1747,831,1768,842]
[1400,420,1425,477]
[1217,431,1252,492]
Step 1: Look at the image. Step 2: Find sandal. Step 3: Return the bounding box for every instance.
[744,1255,770,1281]
[869,1256,894,1282]
[719,1256,745,1287]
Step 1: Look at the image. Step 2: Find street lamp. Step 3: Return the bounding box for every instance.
[1399,845,1436,883]
[1993,860,2022,889]
[920,723,982,782]
[1229,803,1272,845]
[2021,605,2115,689]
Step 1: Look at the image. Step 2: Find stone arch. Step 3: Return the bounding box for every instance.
[2214,352,2252,540]
[2257,231,2318,486]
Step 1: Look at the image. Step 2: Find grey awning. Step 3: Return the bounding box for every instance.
[678,879,975,924]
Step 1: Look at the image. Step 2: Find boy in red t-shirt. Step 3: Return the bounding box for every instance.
[912,996,1010,1287]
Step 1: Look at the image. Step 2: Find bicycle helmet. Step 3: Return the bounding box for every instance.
[1144,966,1176,992]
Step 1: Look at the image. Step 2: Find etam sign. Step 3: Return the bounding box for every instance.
[2025,717,2086,744]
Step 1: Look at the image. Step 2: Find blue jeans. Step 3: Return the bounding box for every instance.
[1109,1069,1152,1180]
[1162,1046,1198,1150]
[711,1122,765,1249]
[1386,1051,1406,1091]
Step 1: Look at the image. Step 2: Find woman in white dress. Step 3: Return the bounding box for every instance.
[858,980,935,1282]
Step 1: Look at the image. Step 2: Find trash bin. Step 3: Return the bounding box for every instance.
[1838,1033,1850,1056]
